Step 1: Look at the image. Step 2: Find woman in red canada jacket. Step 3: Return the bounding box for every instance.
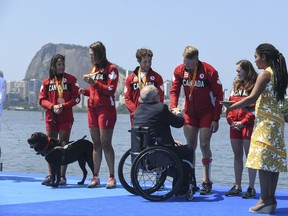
[79,41,119,189]
[225,59,258,198]
[39,54,80,186]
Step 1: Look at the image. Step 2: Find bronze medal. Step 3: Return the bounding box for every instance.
[57,97,65,104]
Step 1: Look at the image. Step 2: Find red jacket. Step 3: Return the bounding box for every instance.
[226,89,255,126]
[170,61,223,121]
[83,62,119,111]
[124,67,164,119]
[39,73,80,123]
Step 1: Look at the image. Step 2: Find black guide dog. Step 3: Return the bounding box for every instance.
[27,132,94,188]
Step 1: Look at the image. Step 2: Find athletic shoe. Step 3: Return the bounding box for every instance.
[41,175,52,186]
[106,177,117,189]
[200,182,212,195]
[242,187,256,199]
[225,185,242,196]
[87,176,101,188]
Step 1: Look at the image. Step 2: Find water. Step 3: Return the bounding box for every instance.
[0,110,287,189]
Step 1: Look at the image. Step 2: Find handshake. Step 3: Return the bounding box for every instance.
[171,108,182,116]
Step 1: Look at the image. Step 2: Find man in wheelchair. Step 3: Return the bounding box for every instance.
[133,85,197,196]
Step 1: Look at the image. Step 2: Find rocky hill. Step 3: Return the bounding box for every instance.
[24,43,126,97]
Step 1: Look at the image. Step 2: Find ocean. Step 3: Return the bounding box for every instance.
[0,110,287,189]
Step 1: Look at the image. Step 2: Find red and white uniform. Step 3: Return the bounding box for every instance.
[82,62,119,112]
[39,73,80,124]
[226,88,255,139]
[124,67,164,120]
[170,61,223,123]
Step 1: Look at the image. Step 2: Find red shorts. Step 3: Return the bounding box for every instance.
[46,121,73,132]
[88,109,117,129]
[184,112,213,128]
[230,126,253,140]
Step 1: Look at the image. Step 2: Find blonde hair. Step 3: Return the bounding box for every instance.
[183,46,199,59]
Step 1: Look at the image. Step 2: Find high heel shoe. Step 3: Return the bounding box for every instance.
[249,200,274,214]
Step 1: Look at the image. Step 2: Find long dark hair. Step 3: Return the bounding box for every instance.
[49,54,65,79]
[256,43,288,102]
[233,59,258,95]
[89,41,108,68]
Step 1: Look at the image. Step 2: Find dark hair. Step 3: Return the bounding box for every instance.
[89,41,108,67]
[233,60,258,95]
[136,48,153,62]
[49,54,65,79]
[256,43,288,101]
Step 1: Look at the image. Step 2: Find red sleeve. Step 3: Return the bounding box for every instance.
[155,74,164,103]
[124,75,137,114]
[170,67,182,109]
[62,75,80,109]
[94,66,119,96]
[39,78,54,110]
[226,96,234,125]
[210,70,224,121]
[83,88,90,97]
[240,112,255,126]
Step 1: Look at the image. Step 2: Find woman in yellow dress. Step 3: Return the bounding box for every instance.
[222,43,287,214]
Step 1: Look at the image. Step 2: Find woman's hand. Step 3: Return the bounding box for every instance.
[82,75,97,85]
[78,88,85,95]
[53,104,63,115]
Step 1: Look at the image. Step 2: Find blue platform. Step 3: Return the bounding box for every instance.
[0,172,287,216]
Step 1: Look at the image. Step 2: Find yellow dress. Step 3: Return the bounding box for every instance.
[246,67,287,172]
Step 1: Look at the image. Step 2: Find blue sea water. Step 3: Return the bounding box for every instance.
[0,110,287,189]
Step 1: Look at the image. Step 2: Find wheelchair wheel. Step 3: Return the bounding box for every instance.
[131,146,183,201]
[118,149,137,195]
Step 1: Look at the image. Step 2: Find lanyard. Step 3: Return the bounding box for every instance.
[138,67,147,90]
[54,75,64,98]
[189,65,197,101]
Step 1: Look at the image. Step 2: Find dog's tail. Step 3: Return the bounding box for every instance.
[66,135,87,145]
[80,135,87,140]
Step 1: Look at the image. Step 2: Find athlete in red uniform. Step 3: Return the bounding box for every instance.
[39,54,80,186]
[124,48,164,123]
[170,45,223,195]
[225,60,257,198]
[79,41,118,189]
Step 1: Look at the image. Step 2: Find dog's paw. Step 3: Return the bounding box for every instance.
[51,183,59,188]
[77,181,85,185]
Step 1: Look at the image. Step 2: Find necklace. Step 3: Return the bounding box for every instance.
[137,67,147,90]
[54,75,65,104]
[188,65,197,101]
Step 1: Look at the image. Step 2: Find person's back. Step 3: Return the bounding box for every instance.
[133,102,183,146]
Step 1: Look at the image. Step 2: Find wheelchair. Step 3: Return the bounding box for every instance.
[118,126,197,201]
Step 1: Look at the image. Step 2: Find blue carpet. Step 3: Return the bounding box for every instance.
[0,172,287,216]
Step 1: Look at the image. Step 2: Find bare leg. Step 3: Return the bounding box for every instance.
[230,138,244,189]
[258,170,273,204]
[99,128,115,176]
[199,128,212,183]
[90,127,102,176]
[243,140,257,189]
[183,125,199,167]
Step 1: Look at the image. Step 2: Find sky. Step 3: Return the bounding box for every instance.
[0,0,288,90]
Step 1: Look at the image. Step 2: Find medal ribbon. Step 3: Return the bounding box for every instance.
[138,67,147,90]
[54,75,64,98]
[189,65,197,101]
[83,66,99,78]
